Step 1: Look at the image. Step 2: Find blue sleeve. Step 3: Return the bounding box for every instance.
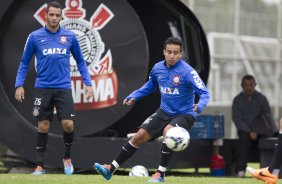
[15,34,35,88]
[71,33,92,86]
[126,67,158,100]
[188,70,210,113]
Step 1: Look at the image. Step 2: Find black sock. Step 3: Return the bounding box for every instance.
[158,142,173,178]
[112,141,138,173]
[269,133,282,172]
[37,132,48,168]
[109,164,116,173]
[160,142,173,167]
[63,131,74,159]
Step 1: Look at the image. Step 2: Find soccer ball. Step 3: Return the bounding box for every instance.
[129,165,149,177]
[165,127,190,152]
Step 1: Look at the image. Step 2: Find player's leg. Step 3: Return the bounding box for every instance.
[94,128,151,180]
[61,120,74,160]
[268,118,282,176]
[147,124,173,183]
[61,119,74,175]
[31,88,53,175]
[94,109,165,180]
[31,120,50,175]
[115,128,151,168]
[55,89,75,175]
[247,118,282,184]
[148,114,194,183]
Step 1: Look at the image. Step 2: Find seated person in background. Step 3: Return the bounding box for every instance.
[232,74,278,177]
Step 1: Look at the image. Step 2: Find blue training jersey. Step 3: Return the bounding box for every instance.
[127,60,210,117]
[15,26,92,89]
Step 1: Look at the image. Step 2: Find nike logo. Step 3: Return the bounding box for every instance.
[122,147,129,152]
[40,39,46,42]
[162,151,171,154]
[71,114,75,117]
[259,171,272,178]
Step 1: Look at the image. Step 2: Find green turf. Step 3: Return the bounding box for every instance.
[0,174,264,184]
[0,163,264,183]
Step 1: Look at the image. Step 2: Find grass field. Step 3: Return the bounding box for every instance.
[0,162,268,184]
[0,174,263,184]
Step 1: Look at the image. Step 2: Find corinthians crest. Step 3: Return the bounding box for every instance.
[34,0,118,110]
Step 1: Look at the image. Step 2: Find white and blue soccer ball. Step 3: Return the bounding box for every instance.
[129,165,149,177]
[165,127,190,152]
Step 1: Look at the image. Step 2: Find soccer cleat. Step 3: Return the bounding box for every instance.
[147,172,164,183]
[31,166,45,175]
[247,167,278,184]
[63,158,74,175]
[94,163,112,180]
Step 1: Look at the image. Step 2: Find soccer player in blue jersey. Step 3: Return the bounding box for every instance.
[15,1,93,175]
[94,37,210,182]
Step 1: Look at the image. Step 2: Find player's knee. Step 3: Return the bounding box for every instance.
[131,130,149,146]
[62,120,74,132]
[38,120,50,133]
[163,124,174,136]
[131,137,145,147]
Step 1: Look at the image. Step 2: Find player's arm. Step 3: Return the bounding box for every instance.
[123,67,158,105]
[188,70,210,113]
[70,33,93,99]
[15,33,35,102]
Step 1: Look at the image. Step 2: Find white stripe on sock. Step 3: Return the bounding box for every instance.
[129,141,139,148]
[158,166,166,172]
[272,169,280,176]
[112,160,119,169]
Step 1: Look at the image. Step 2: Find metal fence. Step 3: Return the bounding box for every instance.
[181,0,282,138]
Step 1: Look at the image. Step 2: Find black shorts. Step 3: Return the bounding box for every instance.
[32,88,75,121]
[140,108,195,140]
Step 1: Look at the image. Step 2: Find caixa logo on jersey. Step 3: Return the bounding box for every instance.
[34,0,118,110]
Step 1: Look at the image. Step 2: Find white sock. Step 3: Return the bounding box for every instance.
[112,160,119,170]
[158,165,166,172]
[272,169,280,176]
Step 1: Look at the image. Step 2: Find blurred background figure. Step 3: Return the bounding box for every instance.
[232,74,278,177]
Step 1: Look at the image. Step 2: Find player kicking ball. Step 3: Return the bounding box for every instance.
[94,37,210,182]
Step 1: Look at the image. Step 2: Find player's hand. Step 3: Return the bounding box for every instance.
[15,87,25,103]
[123,98,136,105]
[193,104,198,113]
[84,86,93,100]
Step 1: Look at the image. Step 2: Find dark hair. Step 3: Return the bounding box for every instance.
[241,74,256,84]
[164,37,183,51]
[46,1,62,13]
